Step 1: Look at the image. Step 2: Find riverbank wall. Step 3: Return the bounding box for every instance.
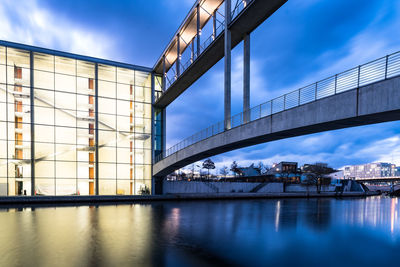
[162,181,361,194]
[0,191,380,206]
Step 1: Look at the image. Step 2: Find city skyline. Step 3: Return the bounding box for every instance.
[2,0,400,170]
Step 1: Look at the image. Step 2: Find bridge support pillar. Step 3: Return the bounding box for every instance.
[243,33,250,123]
[224,0,232,130]
[176,34,181,77]
[197,4,201,57]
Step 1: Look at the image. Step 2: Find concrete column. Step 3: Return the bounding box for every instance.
[213,11,217,40]
[197,4,201,56]
[29,51,35,196]
[162,55,166,91]
[191,40,194,63]
[176,34,181,77]
[224,0,232,130]
[94,63,99,195]
[243,33,250,123]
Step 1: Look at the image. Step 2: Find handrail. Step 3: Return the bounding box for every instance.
[154,50,400,163]
[156,0,254,102]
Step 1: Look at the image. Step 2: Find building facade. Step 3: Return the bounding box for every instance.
[343,162,398,179]
[0,41,163,196]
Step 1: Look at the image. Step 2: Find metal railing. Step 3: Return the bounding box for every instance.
[154,50,400,163]
[157,0,254,100]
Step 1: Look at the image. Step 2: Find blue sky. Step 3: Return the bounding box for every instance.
[2,0,400,171]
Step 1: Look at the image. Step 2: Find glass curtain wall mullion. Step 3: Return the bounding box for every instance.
[95,63,99,195]
[75,60,78,195]
[5,47,8,196]
[133,70,136,194]
[30,51,34,196]
[53,55,56,195]
[115,67,117,195]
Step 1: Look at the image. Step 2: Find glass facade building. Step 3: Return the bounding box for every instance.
[0,41,156,196]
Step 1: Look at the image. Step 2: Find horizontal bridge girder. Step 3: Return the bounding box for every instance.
[153,76,400,176]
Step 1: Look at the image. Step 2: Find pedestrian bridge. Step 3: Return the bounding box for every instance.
[153,51,400,177]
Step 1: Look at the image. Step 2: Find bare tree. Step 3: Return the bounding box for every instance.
[219,166,229,178]
[302,164,336,193]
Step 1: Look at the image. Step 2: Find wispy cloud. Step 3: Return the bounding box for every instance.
[0,0,114,58]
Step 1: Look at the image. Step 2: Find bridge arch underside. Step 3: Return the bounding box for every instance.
[154,76,400,177]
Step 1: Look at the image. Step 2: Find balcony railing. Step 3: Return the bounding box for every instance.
[154,50,400,163]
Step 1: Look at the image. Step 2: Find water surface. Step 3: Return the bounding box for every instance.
[0,196,399,266]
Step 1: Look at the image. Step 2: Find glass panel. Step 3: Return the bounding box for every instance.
[55,56,76,75]
[117,67,134,85]
[7,48,30,68]
[99,146,116,163]
[55,73,76,93]
[98,64,116,82]
[135,71,149,86]
[56,178,77,195]
[34,53,54,72]
[117,180,130,195]
[0,64,6,84]
[99,179,116,195]
[35,178,55,195]
[98,80,115,98]
[77,60,94,78]
[34,70,54,90]
[56,161,76,178]
[0,46,5,65]
[7,66,30,87]
[117,83,131,101]
[36,160,55,178]
[0,178,7,196]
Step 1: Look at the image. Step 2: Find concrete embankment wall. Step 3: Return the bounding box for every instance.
[163,181,338,194]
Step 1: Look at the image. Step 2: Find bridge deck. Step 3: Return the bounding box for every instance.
[154,75,400,177]
[154,0,287,108]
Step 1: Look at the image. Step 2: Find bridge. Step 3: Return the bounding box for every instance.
[354,177,400,183]
[153,0,287,107]
[153,51,400,177]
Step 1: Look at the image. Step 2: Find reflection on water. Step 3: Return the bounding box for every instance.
[0,196,399,266]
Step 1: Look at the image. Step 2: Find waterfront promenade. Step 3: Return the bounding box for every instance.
[0,191,379,206]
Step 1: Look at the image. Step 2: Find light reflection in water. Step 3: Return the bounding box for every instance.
[0,196,399,266]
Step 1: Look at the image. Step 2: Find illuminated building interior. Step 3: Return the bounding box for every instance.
[0,44,155,196]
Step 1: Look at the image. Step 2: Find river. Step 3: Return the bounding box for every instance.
[0,196,399,266]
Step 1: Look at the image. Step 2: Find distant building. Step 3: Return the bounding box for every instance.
[343,163,396,179]
[237,164,261,177]
[327,170,344,180]
[269,162,298,174]
[300,162,335,176]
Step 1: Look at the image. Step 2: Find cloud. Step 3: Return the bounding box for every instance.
[169,0,400,171]
[0,0,114,59]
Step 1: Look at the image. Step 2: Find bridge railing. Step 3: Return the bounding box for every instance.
[158,0,254,98]
[154,50,400,163]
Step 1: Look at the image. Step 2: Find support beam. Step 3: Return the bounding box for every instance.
[197,4,201,57]
[176,34,181,77]
[243,33,250,123]
[151,73,155,195]
[224,0,232,130]
[191,40,194,63]
[213,11,217,40]
[30,51,35,196]
[162,55,166,92]
[94,63,99,195]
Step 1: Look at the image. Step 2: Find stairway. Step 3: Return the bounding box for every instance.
[250,182,268,193]
[202,181,219,193]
